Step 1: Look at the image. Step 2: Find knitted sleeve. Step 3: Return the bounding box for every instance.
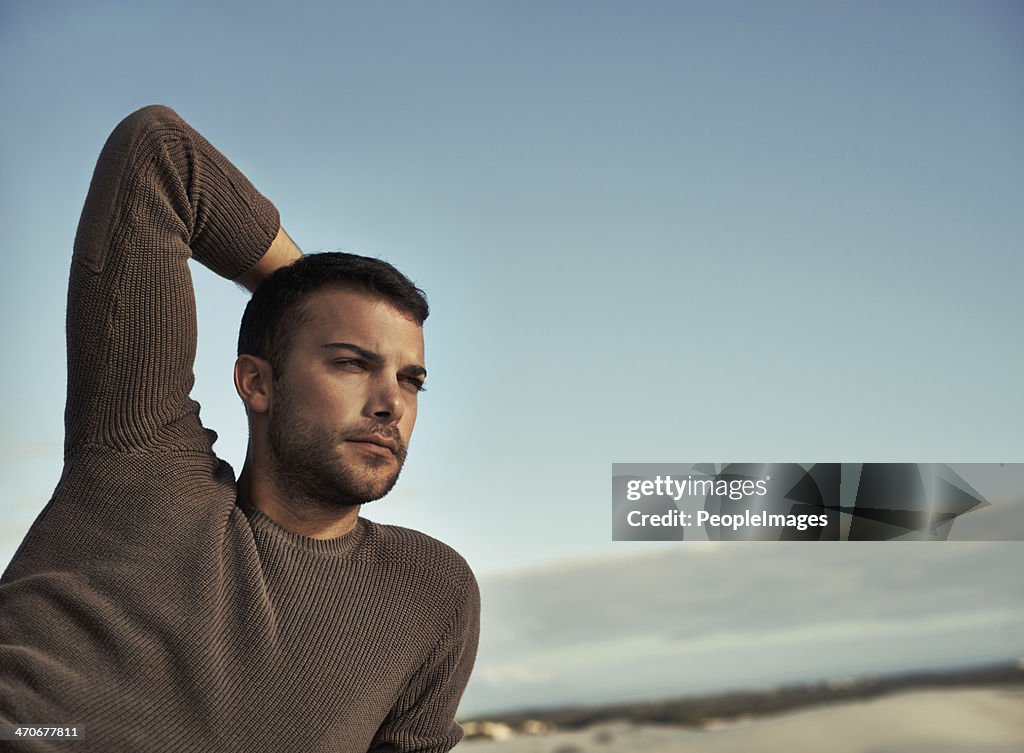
[65,105,280,455]
[368,571,481,753]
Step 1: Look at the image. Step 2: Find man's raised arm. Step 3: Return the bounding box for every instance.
[236,226,302,292]
[65,104,294,455]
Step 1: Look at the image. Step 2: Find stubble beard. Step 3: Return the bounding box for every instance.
[266,383,407,511]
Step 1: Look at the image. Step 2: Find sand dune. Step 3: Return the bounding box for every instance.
[460,686,1024,753]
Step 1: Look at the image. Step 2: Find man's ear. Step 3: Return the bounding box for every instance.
[234,354,274,414]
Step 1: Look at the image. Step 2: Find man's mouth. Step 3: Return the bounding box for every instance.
[346,435,399,456]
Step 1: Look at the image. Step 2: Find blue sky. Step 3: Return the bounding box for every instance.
[2,0,1022,711]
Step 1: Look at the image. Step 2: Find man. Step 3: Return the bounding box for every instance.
[0,105,479,752]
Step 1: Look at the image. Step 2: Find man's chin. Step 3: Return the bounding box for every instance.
[332,447,403,497]
[329,466,402,507]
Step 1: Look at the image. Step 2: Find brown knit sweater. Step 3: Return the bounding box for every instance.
[0,106,479,752]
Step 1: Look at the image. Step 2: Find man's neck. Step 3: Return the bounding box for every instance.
[237,459,361,540]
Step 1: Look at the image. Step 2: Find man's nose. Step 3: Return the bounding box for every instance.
[363,375,404,423]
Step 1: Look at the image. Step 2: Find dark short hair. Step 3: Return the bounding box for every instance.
[237,252,429,376]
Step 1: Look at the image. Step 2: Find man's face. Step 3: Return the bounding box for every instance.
[266,288,426,509]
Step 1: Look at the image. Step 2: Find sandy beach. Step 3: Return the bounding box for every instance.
[460,686,1024,753]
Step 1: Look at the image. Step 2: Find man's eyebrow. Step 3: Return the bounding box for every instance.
[322,342,427,379]
[322,342,383,363]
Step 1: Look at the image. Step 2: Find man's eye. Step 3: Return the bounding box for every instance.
[401,377,426,393]
[333,359,367,370]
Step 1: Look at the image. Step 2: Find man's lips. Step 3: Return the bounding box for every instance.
[346,435,399,456]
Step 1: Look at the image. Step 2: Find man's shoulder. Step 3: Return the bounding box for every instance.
[360,519,476,588]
